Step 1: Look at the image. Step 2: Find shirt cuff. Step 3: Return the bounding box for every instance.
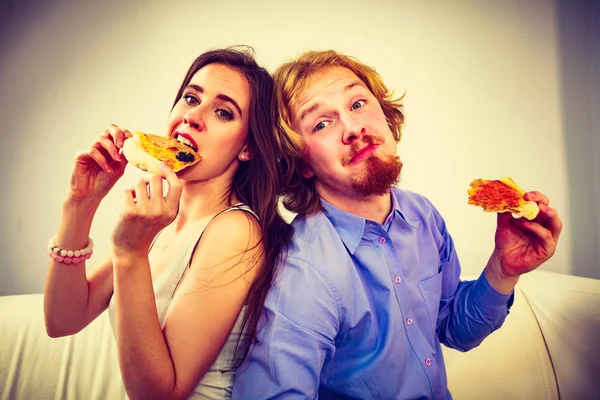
[472,272,515,312]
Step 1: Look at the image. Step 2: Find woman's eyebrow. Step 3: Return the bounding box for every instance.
[185,84,243,117]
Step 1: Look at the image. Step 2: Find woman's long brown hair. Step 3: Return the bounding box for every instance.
[172,46,293,370]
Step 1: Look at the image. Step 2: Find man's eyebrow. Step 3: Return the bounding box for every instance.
[185,84,243,117]
[344,81,364,92]
[299,102,322,123]
[298,80,365,122]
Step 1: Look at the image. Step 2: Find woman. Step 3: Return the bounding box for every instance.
[43,47,292,399]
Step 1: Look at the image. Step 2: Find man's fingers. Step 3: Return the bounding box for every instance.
[496,212,514,228]
[537,203,563,243]
[514,217,556,255]
[524,191,549,206]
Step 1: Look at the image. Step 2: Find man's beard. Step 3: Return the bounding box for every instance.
[341,135,403,196]
[351,153,402,196]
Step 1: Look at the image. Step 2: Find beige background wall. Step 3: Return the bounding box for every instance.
[0,0,597,295]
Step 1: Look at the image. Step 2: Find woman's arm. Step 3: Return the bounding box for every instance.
[43,199,115,336]
[113,210,263,400]
[44,125,130,336]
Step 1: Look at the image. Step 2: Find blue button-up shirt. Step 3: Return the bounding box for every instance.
[233,188,513,399]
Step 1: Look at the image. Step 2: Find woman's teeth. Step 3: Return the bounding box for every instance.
[176,135,197,152]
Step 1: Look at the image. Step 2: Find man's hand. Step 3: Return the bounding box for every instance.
[485,191,562,293]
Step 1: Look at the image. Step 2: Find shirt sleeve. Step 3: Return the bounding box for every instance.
[231,255,340,399]
[430,205,514,352]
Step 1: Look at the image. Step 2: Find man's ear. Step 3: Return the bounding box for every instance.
[238,146,252,162]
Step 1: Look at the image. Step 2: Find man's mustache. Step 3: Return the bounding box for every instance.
[342,135,385,165]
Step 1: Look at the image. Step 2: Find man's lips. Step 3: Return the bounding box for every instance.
[347,144,378,165]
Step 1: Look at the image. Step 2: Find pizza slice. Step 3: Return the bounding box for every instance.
[468,177,539,220]
[122,131,202,174]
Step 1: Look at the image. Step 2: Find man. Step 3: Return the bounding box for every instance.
[232,50,562,399]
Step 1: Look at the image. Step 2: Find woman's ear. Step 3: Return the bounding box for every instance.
[238,147,252,162]
[302,167,314,178]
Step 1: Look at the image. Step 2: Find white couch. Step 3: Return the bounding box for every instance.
[1,270,599,400]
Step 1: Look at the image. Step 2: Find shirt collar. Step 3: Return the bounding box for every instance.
[320,190,416,254]
[320,198,366,255]
[389,189,417,229]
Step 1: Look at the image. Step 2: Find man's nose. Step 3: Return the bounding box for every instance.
[341,116,365,145]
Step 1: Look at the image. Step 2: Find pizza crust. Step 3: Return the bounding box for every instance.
[122,131,201,174]
[468,176,539,220]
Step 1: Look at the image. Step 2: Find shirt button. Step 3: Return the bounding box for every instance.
[425,358,433,367]
[394,275,402,284]
[379,236,386,244]
[406,317,413,326]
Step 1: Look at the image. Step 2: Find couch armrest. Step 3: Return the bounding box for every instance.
[0,293,125,400]
[442,279,559,400]
[518,270,600,400]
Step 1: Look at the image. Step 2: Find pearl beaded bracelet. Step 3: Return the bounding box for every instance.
[46,236,94,264]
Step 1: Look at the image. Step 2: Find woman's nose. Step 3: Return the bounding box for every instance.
[183,107,206,132]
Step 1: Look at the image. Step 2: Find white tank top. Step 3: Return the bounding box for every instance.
[108,204,257,399]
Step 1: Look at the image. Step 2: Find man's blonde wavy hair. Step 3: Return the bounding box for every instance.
[273,50,405,216]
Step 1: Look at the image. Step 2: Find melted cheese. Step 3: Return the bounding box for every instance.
[468,177,539,220]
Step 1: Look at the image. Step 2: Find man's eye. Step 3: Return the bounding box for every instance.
[184,94,199,106]
[314,121,330,132]
[216,109,233,121]
[351,100,365,110]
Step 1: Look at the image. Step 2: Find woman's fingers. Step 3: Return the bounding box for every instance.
[123,166,181,223]
[105,124,127,149]
[148,174,163,200]
[134,178,149,206]
[122,188,136,208]
[86,147,113,172]
[160,162,183,211]
[94,134,122,162]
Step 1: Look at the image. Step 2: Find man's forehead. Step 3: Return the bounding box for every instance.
[292,67,367,119]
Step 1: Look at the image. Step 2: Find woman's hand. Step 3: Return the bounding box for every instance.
[67,124,131,206]
[111,162,183,258]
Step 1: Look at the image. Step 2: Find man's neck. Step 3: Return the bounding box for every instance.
[319,187,393,225]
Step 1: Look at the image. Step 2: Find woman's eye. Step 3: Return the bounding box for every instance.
[314,121,330,132]
[216,109,233,121]
[184,94,199,106]
[351,100,365,110]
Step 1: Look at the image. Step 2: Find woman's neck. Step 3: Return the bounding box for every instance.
[174,176,239,231]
